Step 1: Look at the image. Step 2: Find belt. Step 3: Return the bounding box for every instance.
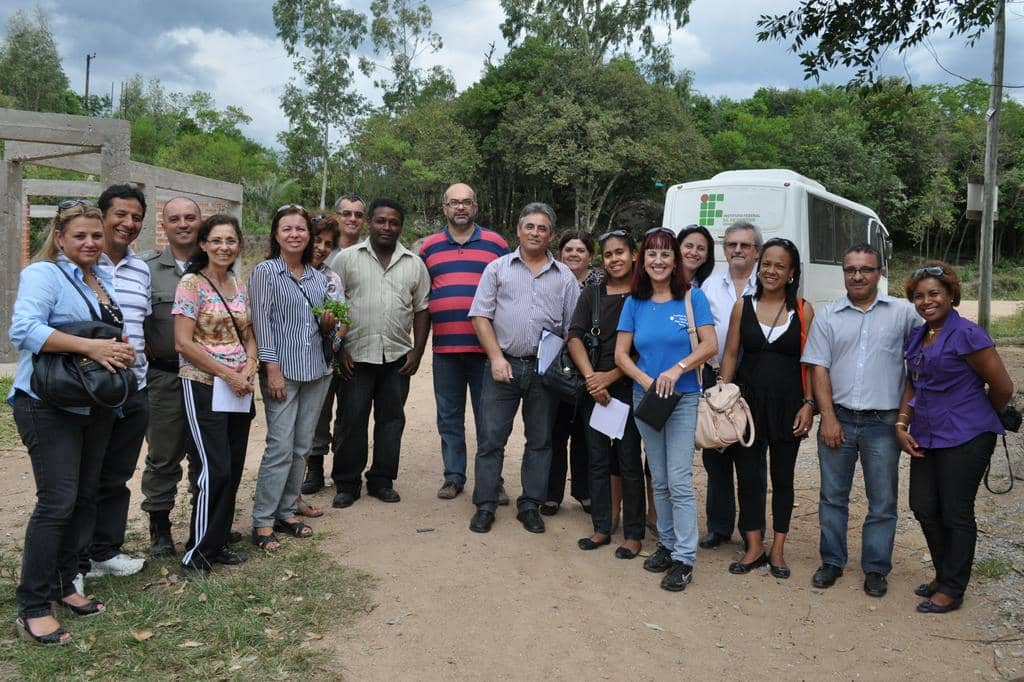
[836,405,895,415]
[149,358,180,373]
[503,352,537,361]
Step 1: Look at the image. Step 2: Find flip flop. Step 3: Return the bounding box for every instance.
[296,499,324,518]
[273,519,314,538]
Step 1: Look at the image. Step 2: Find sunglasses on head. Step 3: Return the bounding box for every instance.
[275,203,307,215]
[912,265,944,279]
[644,227,675,237]
[598,229,628,242]
[57,198,96,213]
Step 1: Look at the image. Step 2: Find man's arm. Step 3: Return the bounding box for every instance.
[812,365,843,448]
[472,316,512,383]
[399,308,431,376]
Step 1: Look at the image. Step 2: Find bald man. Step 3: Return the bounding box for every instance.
[140,197,202,556]
[419,184,509,500]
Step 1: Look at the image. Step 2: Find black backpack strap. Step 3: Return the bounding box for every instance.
[51,262,100,321]
[196,272,245,345]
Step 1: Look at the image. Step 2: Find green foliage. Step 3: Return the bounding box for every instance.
[0,8,70,112]
[974,557,1013,579]
[989,308,1024,342]
[364,0,444,114]
[0,377,16,447]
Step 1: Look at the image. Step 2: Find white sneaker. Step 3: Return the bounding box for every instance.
[73,573,85,596]
[87,553,146,577]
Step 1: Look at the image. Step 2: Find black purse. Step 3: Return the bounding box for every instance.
[30,265,138,409]
[633,382,682,431]
[542,284,601,404]
[985,405,1021,495]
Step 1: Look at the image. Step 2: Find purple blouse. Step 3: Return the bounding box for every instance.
[904,308,1004,448]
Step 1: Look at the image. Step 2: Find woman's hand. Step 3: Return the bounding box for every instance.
[792,403,815,438]
[585,370,615,394]
[638,374,655,392]
[85,337,135,373]
[655,366,681,398]
[263,363,287,402]
[225,367,253,397]
[244,356,259,385]
[591,388,612,406]
[897,428,925,458]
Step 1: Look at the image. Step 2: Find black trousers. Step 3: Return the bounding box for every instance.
[83,387,149,567]
[332,358,410,495]
[703,446,739,537]
[13,392,114,617]
[734,437,799,534]
[180,380,252,570]
[547,398,590,504]
[585,379,645,539]
[909,431,996,600]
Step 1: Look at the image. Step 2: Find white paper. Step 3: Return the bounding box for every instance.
[212,376,253,413]
[537,329,564,374]
[589,397,630,440]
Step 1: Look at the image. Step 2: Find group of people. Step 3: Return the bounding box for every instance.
[6,180,1014,646]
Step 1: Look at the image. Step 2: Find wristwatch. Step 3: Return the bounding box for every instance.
[677,360,687,371]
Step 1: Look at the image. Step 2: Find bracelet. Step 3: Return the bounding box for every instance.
[895,422,909,430]
[898,412,910,419]
[801,397,817,408]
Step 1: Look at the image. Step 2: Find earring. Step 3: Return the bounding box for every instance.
[787,277,794,283]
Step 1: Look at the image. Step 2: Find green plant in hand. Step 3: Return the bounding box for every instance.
[311,300,351,326]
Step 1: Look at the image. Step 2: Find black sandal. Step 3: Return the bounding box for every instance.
[273,519,313,538]
[251,528,282,550]
[60,598,105,617]
[16,617,71,645]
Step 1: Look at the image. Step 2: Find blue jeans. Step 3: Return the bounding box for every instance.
[252,374,331,527]
[817,406,900,575]
[432,353,486,486]
[472,356,557,513]
[633,390,700,566]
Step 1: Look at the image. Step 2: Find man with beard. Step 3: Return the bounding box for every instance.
[420,184,509,500]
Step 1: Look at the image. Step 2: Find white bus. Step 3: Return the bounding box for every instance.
[661,169,892,307]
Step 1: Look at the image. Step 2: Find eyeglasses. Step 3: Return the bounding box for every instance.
[912,265,944,279]
[644,227,675,237]
[57,198,96,213]
[725,240,755,251]
[444,199,475,209]
[276,203,307,215]
[598,229,628,242]
[842,266,879,276]
[338,209,365,219]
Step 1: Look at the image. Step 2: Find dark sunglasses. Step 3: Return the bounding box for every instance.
[57,198,96,212]
[338,209,365,219]
[912,265,944,279]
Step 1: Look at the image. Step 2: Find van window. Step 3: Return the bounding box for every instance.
[809,195,834,263]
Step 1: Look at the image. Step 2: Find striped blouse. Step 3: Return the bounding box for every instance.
[248,257,332,382]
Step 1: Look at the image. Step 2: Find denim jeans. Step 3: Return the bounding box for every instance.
[472,356,557,513]
[817,406,900,574]
[13,392,115,617]
[633,389,700,566]
[909,431,996,600]
[252,374,331,527]
[432,352,486,486]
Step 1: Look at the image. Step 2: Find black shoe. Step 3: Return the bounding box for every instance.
[210,547,249,565]
[769,562,792,579]
[577,536,610,550]
[182,563,210,581]
[864,572,888,597]
[332,491,360,508]
[368,488,401,503]
[539,502,559,516]
[661,561,694,592]
[729,553,768,575]
[643,544,674,573]
[469,509,495,533]
[301,469,325,495]
[59,597,105,617]
[149,512,177,557]
[916,597,963,614]
[516,508,545,534]
[437,481,463,500]
[812,564,844,589]
[698,531,729,549]
[229,530,243,544]
[914,582,939,598]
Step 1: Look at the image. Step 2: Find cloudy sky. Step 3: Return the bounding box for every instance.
[3,0,1022,148]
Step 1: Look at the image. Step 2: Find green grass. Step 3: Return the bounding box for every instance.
[0,539,373,680]
[990,308,1024,342]
[889,252,1024,300]
[0,377,17,447]
[974,557,1013,580]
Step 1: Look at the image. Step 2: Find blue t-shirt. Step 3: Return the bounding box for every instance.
[617,289,714,394]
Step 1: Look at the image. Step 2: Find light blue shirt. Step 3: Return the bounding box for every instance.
[701,268,758,363]
[801,294,919,410]
[7,256,118,410]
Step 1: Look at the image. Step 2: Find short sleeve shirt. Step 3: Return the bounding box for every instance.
[617,288,714,394]
[172,274,251,385]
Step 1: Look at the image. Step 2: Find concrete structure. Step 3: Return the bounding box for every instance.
[1,107,243,362]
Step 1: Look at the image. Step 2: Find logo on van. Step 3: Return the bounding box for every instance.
[699,193,725,227]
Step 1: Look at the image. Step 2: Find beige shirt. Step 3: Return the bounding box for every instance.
[332,239,430,364]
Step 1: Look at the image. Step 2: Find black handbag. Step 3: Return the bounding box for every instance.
[633,382,683,431]
[30,265,138,409]
[542,284,601,404]
[985,405,1021,495]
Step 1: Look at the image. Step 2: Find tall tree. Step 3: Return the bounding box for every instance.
[363,0,445,114]
[499,0,693,61]
[274,0,366,208]
[0,7,71,112]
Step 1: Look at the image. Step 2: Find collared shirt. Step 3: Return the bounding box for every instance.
[701,268,758,363]
[7,255,118,412]
[142,246,187,365]
[420,224,509,354]
[248,257,332,381]
[468,248,581,358]
[332,239,430,364]
[99,248,151,388]
[904,308,1004,448]
[802,294,919,410]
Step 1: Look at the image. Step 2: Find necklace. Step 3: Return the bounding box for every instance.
[927,326,942,338]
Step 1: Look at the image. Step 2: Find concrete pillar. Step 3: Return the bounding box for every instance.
[1,159,24,362]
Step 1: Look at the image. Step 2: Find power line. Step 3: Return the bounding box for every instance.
[921,37,1023,88]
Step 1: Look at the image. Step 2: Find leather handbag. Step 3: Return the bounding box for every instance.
[633,382,682,431]
[30,266,138,409]
[542,284,601,404]
[684,290,756,450]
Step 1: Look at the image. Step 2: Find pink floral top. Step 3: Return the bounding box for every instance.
[172,274,251,385]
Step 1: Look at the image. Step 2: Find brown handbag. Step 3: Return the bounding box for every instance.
[684,290,755,450]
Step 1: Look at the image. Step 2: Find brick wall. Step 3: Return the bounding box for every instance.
[21,200,30,266]
[153,198,231,250]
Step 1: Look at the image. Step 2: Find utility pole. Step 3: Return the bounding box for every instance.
[978,0,1005,331]
[84,52,96,114]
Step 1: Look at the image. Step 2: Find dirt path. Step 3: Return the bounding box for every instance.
[2,350,1022,679]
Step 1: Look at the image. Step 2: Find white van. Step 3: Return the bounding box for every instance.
[661,169,892,307]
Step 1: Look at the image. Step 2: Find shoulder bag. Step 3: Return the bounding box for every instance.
[687,290,756,450]
[30,264,138,409]
[542,284,601,404]
[284,271,334,366]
